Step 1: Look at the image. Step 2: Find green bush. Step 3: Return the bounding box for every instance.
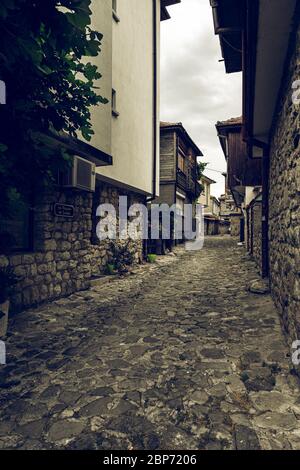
[106,263,116,275]
[147,254,157,264]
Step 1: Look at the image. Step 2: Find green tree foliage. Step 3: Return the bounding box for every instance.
[0,0,107,217]
[197,161,208,194]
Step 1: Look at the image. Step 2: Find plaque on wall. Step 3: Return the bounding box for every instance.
[54,203,75,218]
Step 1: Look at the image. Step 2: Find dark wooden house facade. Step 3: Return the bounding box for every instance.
[149,122,202,253]
[216,117,262,207]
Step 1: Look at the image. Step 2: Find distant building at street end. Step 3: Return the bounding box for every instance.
[216,117,262,240]
[204,196,221,236]
[198,175,216,209]
[148,121,202,254]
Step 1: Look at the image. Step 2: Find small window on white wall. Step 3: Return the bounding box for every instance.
[112,89,119,117]
[176,197,184,216]
[225,139,229,157]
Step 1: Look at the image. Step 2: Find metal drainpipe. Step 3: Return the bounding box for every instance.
[145,0,158,257]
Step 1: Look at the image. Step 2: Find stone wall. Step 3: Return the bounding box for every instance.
[268,20,300,343]
[204,218,219,236]
[230,214,241,237]
[0,182,145,310]
[219,221,230,236]
[250,202,262,272]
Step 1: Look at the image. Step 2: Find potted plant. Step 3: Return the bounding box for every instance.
[0,267,18,338]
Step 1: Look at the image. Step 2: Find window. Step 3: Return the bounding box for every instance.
[111,89,119,117]
[176,197,184,216]
[225,139,229,157]
[178,150,185,173]
[112,0,120,22]
[206,187,209,207]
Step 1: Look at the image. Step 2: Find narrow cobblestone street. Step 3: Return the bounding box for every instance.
[1,237,300,450]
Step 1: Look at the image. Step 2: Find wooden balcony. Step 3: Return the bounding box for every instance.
[177,169,187,191]
[177,168,200,199]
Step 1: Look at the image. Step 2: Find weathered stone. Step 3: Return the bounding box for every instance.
[10,255,22,267]
[18,419,47,438]
[189,391,209,405]
[201,348,225,359]
[234,425,261,450]
[253,412,298,431]
[249,391,295,412]
[0,255,9,268]
[22,255,35,265]
[0,237,299,450]
[59,391,81,405]
[47,420,85,441]
[40,385,61,400]
[90,387,114,397]
[241,351,262,367]
[242,368,276,392]
[249,280,270,295]
[207,383,227,398]
[78,398,112,417]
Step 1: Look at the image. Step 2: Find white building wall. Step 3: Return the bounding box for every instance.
[90,0,112,157]
[245,186,262,207]
[91,0,160,197]
[198,179,211,208]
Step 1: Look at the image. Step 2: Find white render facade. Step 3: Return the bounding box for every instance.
[89,0,179,197]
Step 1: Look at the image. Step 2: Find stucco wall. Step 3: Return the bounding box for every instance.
[200,180,211,208]
[96,0,159,196]
[89,0,112,156]
[268,21,300,343]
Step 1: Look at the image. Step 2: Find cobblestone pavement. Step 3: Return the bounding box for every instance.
[1,236,300,450]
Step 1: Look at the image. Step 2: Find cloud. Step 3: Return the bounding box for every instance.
[160,0,242,197]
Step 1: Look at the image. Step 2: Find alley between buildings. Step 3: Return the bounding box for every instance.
[0,237,300,450]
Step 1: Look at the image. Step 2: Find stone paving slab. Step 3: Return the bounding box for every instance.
[0,236,300,450]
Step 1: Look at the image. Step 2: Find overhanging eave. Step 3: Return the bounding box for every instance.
[251,0,297,143]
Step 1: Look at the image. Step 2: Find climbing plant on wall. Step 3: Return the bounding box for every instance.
[197,161,208,195]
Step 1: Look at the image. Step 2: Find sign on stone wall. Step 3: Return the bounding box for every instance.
[53,203,75,219]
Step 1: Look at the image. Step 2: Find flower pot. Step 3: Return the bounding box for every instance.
[0,300,10,338]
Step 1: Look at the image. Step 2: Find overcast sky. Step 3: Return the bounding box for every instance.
[160,0,242,197]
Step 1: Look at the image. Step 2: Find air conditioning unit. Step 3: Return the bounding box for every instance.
[62,156,96,192]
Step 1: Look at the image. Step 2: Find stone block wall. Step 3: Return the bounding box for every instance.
[0,182,145,310]
[204,218,220,236]
[250,202,262,272]
[219,221,230,235]
[230,214,241,237]
[268,21,300,343]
